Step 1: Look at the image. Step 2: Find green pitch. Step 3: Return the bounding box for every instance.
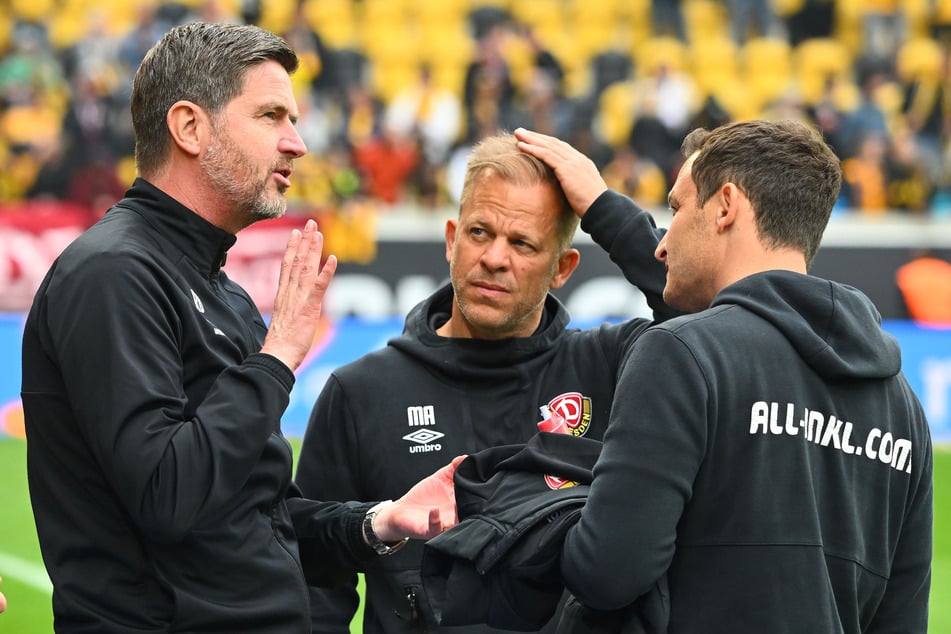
[1,439,948,633]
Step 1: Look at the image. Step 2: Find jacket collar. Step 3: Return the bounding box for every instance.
[124,177,236,276]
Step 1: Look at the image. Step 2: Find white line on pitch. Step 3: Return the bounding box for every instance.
[0,551,52,594]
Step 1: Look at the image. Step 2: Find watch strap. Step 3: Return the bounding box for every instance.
[363,501,409,556]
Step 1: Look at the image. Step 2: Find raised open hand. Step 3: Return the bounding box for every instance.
[261,219,337,371]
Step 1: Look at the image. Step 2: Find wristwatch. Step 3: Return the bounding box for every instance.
[363,501,409,556]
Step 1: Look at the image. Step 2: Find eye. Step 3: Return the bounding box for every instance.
[512,239,537,253]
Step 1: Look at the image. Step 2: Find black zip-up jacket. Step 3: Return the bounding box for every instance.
[562,271,934,633]
[421,432,598,630]
[21,179,377,633]
[295,191,676,633]
[421,432,667,633]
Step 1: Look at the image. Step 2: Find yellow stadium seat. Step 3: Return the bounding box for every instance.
[741,36,793,112]
[304,0,357,48]
[470,0,510,9]
[832,0,864,54]
[410,0,471,23]
[793,37,852,104]
[567,0,620,23]
[258,0,297,35]
[597,79,639,147]
[690,36,738,100]
[903,0,932,39]
[0,8,11,53]
[634,36,689,77]
[500,29,536,92]
[546,37,593,97]
[417,21,474,69]
[361,0,410,25]
[430,63,467,100]
[319,20,359,51]
[709,77,763,121]
[369,60,421,104]
[896,37,946,83]
[47,7,88,50]
[361,20,419,67]
[935,0,951,25]
[417,20,473,100]
[510,0,562,28]
[683,0,729,43]
[616,0,651,22]
[10,0,54,23]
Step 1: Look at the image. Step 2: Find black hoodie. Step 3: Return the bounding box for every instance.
[295,191,676,633]
[561,271,934,633]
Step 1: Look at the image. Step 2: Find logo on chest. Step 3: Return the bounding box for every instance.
[545,392,592,437]
[402,405,444,454]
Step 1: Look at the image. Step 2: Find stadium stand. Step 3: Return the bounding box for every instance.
[0,0,949,219]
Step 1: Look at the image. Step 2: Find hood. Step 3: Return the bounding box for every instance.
[387,283,571,385]
[713,271,901,381]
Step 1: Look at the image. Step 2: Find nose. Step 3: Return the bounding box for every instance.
[280,123,307,158]
[481,238,510,270]
[654,234,667,263]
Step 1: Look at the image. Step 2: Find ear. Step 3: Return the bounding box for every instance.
[549,248,581,290]
[166,100,206,158]
[444,219,457,264]
[715,182,742,232]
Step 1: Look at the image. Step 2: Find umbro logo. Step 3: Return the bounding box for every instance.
[403,407,444,454]
[403,429,445,444]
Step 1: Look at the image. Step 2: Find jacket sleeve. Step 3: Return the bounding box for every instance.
[581,190,680,322]
[561,328,706,610]
[37,250,293,543]
[294,374,366,630]
[285,491,376,583]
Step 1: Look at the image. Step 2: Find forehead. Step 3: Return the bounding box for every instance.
[461,173,562,228]
[231,61,297,109]
[669,153,698,205]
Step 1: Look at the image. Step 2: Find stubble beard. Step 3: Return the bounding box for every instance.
[453,276,546,339]
[202,131,287,222]
[449,253,555,339]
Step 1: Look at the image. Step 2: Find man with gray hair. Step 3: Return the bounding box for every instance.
[22,22,459,633]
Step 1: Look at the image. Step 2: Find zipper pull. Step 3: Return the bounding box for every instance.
[404,585,419,623]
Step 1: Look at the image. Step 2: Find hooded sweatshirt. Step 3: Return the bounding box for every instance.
[561,270,934,633]
[295,191,676,633]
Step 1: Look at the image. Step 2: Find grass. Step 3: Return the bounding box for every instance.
[1,439,948,632]
[0,438,52,633]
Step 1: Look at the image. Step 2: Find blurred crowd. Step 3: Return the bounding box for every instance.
[2,0,951,220]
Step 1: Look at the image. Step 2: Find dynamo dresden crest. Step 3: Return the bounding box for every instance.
[544,474,579,490]
[546,392,591,437]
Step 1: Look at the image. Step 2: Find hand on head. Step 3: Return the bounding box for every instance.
[514,127,608,217]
